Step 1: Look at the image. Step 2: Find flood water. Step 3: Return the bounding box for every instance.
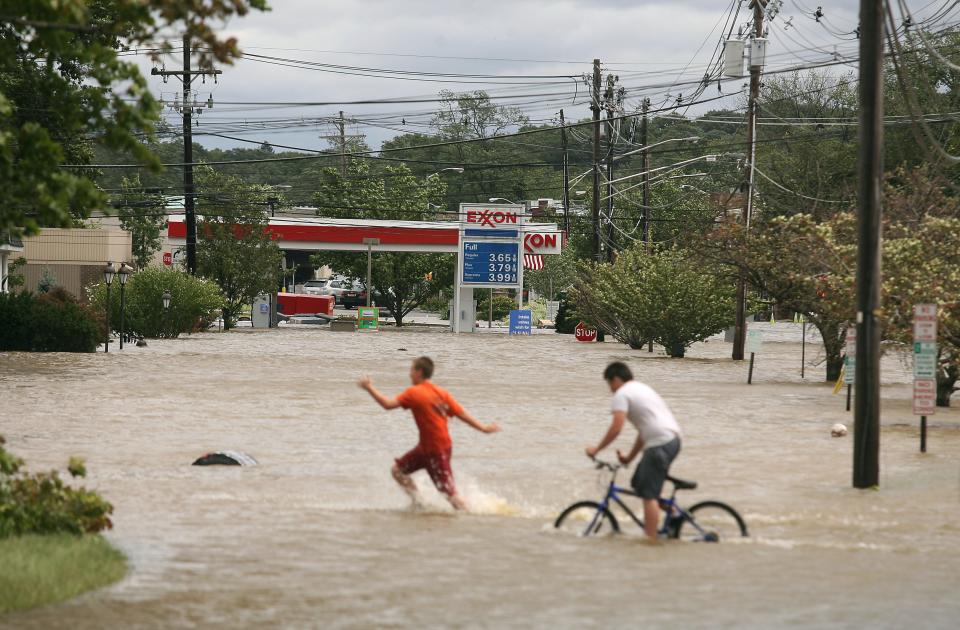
[2,323,959,628]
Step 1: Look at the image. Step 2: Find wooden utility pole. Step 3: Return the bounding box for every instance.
[560,109,571,234]
[337,110,347,177]
[591,59,602,262]
[604,74,617,260]
[853,0,884,488]
[320,111,362,177]
[640,97,654,353]
[152,36,221,275]
[640,97,651,249]
[732,0,766,360]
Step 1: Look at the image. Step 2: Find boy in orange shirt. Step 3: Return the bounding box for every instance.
[359,356,500,511]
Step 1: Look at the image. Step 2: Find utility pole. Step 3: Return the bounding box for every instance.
[604,75,616,260]
[591,58,602,262]
[641,97,653,353]
[560,109,571,235]
[732,0,766,360]
[853,0,884,488]
[320,111,362,178]
[640,97,651,249]
[151,35,220,275]
[337,110,347,177]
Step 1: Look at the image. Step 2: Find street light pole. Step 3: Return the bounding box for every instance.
[102,262,116,353]
[162,290,171,338]
[117,263,133,349]
[362,238,379,307]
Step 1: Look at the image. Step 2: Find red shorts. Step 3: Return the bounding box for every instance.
[395,447,456,496]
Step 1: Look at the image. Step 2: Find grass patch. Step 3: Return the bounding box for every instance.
[0,534,127,614]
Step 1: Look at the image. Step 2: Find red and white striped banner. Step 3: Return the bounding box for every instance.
[523,254,544,270]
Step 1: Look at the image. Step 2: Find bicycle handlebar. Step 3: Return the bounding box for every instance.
[591,457,621,472]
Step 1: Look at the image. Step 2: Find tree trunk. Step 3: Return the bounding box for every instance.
[817,320,845,382]
[937,364,957,407]
[668,343,685,358]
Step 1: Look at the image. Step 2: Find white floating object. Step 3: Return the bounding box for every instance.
[831,423,848,438]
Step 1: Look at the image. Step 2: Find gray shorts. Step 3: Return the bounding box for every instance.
[631,436,681,499]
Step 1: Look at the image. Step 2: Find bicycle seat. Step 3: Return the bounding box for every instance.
[667,475,697,490]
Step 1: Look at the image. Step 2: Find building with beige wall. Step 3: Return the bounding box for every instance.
[1,232,25,293]
[21,228,132,301]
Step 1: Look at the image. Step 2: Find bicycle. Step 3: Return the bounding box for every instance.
[554,459,749,542]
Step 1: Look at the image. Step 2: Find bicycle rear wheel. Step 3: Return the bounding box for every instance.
[554,501,620,537]
[675,501,748,542]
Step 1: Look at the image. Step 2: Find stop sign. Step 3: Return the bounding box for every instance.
[162,252,172,266]
[575,321,598,342]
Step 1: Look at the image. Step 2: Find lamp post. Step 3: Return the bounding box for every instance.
[427,167,464,179]
[102,262,117,353]
[265,185,292,217]
[362,238,380,307]
[425,168,462,216]
[488,197,517,204]
[117,263,133,349]
[162,290,171,338]
[610,136,700,163]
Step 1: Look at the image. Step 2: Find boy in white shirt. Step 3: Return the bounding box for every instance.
[585,361,682,538]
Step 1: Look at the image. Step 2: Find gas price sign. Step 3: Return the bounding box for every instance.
[462,241,520,286]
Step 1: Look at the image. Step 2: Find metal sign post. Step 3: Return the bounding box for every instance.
[913,304,937,452]
[844,325,856,411]
[362,237,379,307]
[746,330,762,384]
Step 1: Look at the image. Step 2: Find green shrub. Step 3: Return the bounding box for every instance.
[477,293,517,321]
[555,291,578,334]
[88,266,224,338]
[0,436,114,538]
[421,295,450,316]
[572,245,735,355]
[0,290,101,352]
[527,297,548,323]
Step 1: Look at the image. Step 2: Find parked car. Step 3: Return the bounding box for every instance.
[302,279,329,296]
[339,281,367,309]
[320,278,364,308]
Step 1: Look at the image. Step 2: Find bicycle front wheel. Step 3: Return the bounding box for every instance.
[675,500,748,542]
[554,501,620,537]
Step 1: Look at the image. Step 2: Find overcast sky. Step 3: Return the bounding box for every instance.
[136,0,938,152]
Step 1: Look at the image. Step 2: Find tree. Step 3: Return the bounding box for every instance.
[194,167,282,330]
[525,245,577,301]
[0,1,268,237]
[881,169,960,405]
[754,72,860,221]
[571,245,735,356]
[883,216,960,406]
[117,175,166,269]
[310,162,453,327]
[700,214,856,381]
[381,90,542,212]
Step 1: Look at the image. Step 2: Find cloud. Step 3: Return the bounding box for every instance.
[141,0,868,151]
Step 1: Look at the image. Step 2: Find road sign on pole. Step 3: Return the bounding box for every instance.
[913,304,937,452]
[844,326,857,385]
[574,321,597,342]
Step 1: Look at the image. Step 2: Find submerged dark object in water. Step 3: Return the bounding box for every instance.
[192,451,257,466]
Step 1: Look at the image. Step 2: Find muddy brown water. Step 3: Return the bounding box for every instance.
[1,323,958,628]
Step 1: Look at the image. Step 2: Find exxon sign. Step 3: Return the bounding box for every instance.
[459,203,526,230]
